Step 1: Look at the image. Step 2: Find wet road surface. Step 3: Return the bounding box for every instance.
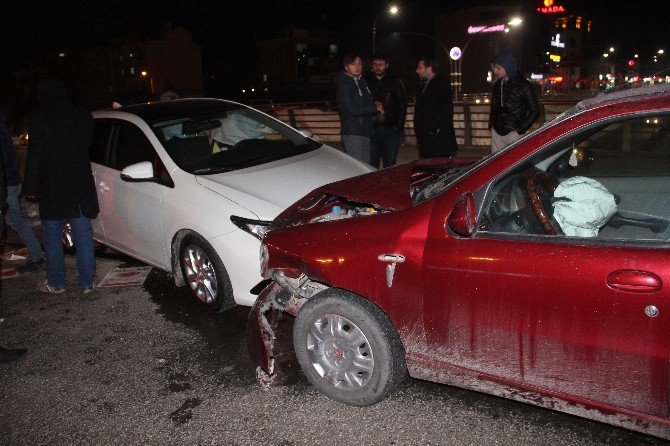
[0,247,665,445]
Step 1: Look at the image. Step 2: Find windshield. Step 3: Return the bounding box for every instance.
[151,106,319,174]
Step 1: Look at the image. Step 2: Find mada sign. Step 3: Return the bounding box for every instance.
[538,0,565,14]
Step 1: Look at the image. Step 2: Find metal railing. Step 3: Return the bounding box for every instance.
[272,100,576,147]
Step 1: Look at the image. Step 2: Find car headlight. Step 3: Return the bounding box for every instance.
[260,243,269,275]
[230,215,272,240]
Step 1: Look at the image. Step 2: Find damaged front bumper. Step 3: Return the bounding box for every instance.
[246,273,328,388]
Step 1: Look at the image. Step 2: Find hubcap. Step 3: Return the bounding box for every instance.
[182,244,218,304]
[306,313,374,390]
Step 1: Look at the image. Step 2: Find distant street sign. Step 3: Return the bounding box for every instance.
[450,47,462,61]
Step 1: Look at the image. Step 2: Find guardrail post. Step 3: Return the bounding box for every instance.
[287,107,297,128]
[462,103,473,148]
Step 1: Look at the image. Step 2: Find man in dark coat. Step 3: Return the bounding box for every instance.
[413,56,457,158]
[23,79,99,294]
[488,51,540,153]
[368,54,407,168]
[0,110,44,272]
[0,118,29,363]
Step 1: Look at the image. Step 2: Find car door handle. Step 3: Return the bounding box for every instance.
[378,254,405,288]
[607,270,662,293]
[98,182,110,192]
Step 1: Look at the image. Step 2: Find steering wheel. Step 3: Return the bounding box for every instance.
[526,171,559,234]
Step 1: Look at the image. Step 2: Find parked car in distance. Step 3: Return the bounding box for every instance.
[249,84,670,439]
[89,98,373,311]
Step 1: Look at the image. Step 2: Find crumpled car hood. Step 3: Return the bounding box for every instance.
[195,146,373,219]
[313,157,479,211]
[270,157,479,229]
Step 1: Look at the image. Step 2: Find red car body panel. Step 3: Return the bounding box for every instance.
[251,89,670,438]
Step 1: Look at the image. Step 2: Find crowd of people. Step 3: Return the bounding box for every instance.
[336,50,540,164]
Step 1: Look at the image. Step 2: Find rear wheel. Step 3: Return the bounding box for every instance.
[293,289,406,406]
[179,233,234,312]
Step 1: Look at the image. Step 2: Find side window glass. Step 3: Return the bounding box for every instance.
[479,115,670,242]
[90,120,111,165]
[111,123,156,170]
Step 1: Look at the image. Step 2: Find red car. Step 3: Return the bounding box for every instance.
[247,84,670,439]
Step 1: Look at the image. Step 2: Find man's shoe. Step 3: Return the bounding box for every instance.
[82,285,95,295]
[0,347,28,363]
[17,258,45,273]
[38,281,65,294]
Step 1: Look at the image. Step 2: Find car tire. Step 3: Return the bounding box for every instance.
[179,233,234,313]
[293,289,406,406]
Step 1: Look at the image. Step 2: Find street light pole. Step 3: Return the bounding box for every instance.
[372,5,399,54]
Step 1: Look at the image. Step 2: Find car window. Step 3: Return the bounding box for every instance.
[151,106,318,174]
[478,114,670,242]
[110,122,156,171]
[90,120,112,165]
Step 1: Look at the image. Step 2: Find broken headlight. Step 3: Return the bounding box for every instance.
[230,215,272,240]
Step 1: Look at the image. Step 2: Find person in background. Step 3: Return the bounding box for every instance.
[489,51,541,153]
[368,54,407,168]
[23,79,99,295]
[336,53,383,164]
[0,108,44,272]
[0,122,29,363]
[413,56,457,158]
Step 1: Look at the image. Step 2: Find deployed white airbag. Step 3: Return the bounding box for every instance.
[552,176,617,237]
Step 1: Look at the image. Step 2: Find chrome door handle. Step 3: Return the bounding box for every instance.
[378,254,405,288]
[378,254,405,263]
[98,182,110,192]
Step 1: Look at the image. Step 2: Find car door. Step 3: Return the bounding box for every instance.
[95,120,169,268]
[422,114,670,418]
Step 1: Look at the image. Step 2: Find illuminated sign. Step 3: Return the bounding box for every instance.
[467,24,506,34]
[549,54,561,62]
[538,0,565,14]
[551,33,565,48]
[530,73,544,80]
[450,47,462,61]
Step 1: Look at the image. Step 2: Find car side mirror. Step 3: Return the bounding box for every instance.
[120,161,155,182]
[447,193,477,237]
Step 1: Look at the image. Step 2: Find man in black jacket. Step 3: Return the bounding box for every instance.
[413,57,457,158]
[368,54,407,168]
[0,114,29,363]
[488,51,541,153]
[23,79,99,294]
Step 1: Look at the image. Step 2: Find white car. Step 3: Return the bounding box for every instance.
[89,99,373,311]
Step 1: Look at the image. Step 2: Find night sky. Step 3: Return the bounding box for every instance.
[2,0,670,93]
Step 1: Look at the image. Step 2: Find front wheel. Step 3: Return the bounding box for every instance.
[179,233,234,312]
[293,289,406,406]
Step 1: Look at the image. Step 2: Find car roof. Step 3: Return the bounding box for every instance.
[98,98,246,124]
[575,83,670,112]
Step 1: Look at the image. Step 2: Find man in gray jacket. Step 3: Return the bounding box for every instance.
[336,54,384,164]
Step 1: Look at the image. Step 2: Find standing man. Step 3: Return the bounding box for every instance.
[0,109,44,273]
[0,111,29,363]
[489,51,541,153]
[368,54,407,168]
[336,54,383,164]
[23,79,99,294]
[413,56,457,158]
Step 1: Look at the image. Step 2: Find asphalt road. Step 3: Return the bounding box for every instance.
[0,247,665,446]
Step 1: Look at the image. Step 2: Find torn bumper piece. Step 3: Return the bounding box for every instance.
[247,273,329,388]
[247,281,289,388]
